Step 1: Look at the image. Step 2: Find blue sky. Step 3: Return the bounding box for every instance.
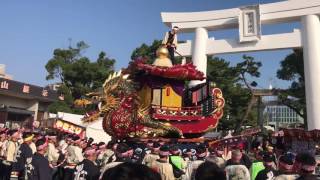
[0,0,299,89]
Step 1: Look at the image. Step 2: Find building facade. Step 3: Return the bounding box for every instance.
[264,105,303,129]
[0,77,59,129]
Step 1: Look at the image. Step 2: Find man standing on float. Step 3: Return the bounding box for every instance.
[162,26,179,63]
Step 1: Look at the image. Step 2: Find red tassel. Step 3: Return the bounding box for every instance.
[166,87,170,96]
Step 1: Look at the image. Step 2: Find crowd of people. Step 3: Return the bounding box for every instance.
[0,128,319,180]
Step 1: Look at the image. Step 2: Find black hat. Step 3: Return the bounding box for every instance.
[183,148,196,156]
[159,145,170,156]
[72,135,80,141]
[153,142,161,149]
[22,132,32,139]
[263,153,274,163]
[299,153,316,173]
[35,138,48,151]
[36,138,46,147]
[170,145,180,155]
[88,137,94,143]
[116,143,129,154]
[115,143,130,158]
[183,148,192,154]
[7,129,18,136]
[107,140,116,149]
[196,144,206,151]
[98,142,106,146]
[196,144,207,158]
[279,154,294,165]
[22,132,34,141]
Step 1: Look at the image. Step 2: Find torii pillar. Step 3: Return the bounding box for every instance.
[189,27,208,87]
[302,15,320,129]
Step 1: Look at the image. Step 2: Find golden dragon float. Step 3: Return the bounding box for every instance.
[80,47,225,139]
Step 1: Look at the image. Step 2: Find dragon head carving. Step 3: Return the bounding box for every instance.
[82,70,182,138]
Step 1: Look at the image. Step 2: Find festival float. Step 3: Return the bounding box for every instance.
[81,47,225,139]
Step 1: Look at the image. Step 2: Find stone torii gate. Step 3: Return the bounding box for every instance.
[161,0,320,130]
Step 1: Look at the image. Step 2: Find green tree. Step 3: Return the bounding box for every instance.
[234,55,262,133]
[48,101,72,114]
[93,52,115,89]
[277,49,306,126]
[45,41,115,114]
[207,55,262,132]
[45,41,89,82]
